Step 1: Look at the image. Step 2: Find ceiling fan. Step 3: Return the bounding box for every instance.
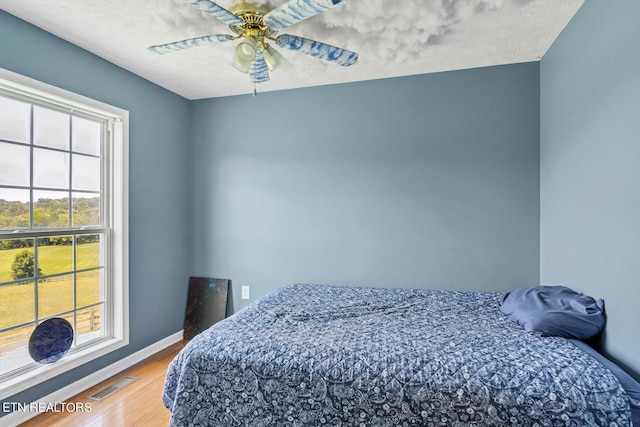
[148,0,359,84]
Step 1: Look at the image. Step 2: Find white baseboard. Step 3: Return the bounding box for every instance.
[0,330,183,427]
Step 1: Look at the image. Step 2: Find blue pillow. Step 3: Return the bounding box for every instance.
[570,339,640,426]
[500,285,605,340]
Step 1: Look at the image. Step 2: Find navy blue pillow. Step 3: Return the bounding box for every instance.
[500,286,605,340]
[570,339,640,426]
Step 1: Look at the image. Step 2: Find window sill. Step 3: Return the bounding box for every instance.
[0,336,128,401]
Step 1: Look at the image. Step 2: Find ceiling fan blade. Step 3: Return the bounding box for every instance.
[148,34,232,54]
[250,49,270,83]
[276,34,358,66]
[263,0,344,32]
[187,0,244,26]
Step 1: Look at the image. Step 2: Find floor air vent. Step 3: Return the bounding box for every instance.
[89,376,139,401]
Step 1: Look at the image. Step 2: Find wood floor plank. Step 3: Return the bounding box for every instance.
[19,340,186,427]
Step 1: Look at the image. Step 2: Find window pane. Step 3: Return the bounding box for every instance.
[76,304,103,345]
[37,236,73,276]
[0,96,30,143]
[72,194,101,227]
[0,190,30,230]
[0,238,35,276]
[0,324,35,376]
[33,148,70,189]
[0,240,36,281]
[72,116,101,156]
[0,142,30,186]
[33,106,69,150]
[76,234,102,269]
[72,154,100,191]
[33,190,69,228]
[38,274,74,318]
[0,282,35,329]
[77,270,102,308]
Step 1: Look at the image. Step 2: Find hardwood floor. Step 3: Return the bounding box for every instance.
[20,340,186,427]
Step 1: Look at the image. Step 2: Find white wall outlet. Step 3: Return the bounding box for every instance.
[241,285,250,300]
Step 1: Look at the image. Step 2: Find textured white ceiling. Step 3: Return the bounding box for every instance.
[0,0,584,99]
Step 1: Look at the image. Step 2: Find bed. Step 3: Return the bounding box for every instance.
[163,284,635,426]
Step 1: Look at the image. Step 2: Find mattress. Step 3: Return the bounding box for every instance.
[163,284,632,426]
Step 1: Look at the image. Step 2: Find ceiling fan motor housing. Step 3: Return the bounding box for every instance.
[229,2,276,41]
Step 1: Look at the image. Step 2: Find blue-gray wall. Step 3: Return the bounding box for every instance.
[540,0,640,378]
[189,63,541,310]
[0,11,191,409]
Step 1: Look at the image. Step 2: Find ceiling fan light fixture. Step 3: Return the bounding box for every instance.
[231,52,252,73]
[235,36,258,62]
[263,44,285,71]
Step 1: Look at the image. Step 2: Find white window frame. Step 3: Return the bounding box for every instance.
[0,68,129,401]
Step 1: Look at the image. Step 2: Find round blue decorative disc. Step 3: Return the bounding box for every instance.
[29,318,74,364]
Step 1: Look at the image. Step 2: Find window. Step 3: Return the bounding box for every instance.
[0,69,128,400]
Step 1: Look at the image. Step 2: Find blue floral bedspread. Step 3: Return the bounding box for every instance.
[163,284,632,426]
